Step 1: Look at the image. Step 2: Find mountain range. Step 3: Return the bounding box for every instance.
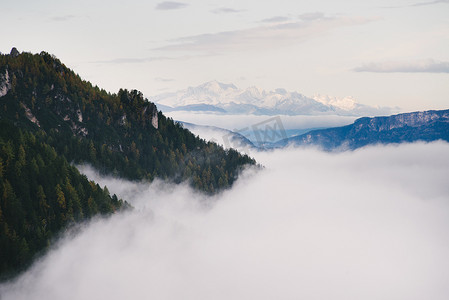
[275,109,449,150]
[1,47,447,282]
[150,81,396,116]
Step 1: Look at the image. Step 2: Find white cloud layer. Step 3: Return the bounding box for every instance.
[163,111,356,131]
[354,59,449,73]
[1,142,449,299]
[0,142,449,300]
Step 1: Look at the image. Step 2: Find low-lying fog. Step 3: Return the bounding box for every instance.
[1,142,449,299]
[165,111,356,133]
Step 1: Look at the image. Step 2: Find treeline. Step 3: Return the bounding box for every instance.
[0,50,256,193]
[0,122,126,279]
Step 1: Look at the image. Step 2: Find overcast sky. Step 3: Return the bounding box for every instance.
[2,0,448,111]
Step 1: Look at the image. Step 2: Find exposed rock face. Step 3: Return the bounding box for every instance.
[77,109,83,122]
[10,47,20,58]
[0,69,11,97]
[350,110,448,132]
[119,114,127,126]
[278,109,449,150]
[151,105,158,129]
[20,102,41,127]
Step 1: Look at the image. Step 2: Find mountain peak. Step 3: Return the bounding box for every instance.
[244,86,264,98]
[274,88,288,95]
[198,80,238,93]
[10,47,20,57]
[151,81,395,116]
[313,94,358,111]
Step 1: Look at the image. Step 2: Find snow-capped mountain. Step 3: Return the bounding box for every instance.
[150,81,396,116]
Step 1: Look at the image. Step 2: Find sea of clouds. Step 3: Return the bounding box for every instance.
[164,111,357,132]
[1,142,449,300]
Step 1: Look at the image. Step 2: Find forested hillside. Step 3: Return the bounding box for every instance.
[0,49,256,279]
[0,121,127,278]
[0,49,255,193]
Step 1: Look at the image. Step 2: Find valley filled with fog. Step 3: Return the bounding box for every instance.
[1,142,449,300]
[2,0,448,298]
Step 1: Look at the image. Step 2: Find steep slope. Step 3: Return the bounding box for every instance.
[277,109,449,150]
[151,80,395,116]
[0,121,127,279]
[0,50,255,194]
[0,48,256,279]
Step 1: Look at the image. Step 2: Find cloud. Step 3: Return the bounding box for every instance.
[162,111,357,131]
[49,15,76,22]
[260,12,325,23]
[298,12,325,21]
[155,1,188,10]
[354,59,449,73]
[91,54,214,64]
[260,16,289,23]
[154,15,376,54]
[154,77,175,82]
[1,142,449,299]
[382,0,449,8]
[92,57,151,64]
[211,7,243,14]
[411,0,449,6]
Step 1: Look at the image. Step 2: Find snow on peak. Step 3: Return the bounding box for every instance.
[313,94,358,111]
[150,82,395,116]
[275,88,287,95]
[198,81,237,93]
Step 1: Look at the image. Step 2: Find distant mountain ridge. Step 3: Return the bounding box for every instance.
[150,80,395,116]
[180,122,256,153]
[276,109,449,150]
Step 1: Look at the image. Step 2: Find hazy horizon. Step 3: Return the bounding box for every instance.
[2,0,448,111]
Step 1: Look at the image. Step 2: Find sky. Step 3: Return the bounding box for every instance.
[1,142,449,299]
[2,3,449,297]
[1,0,448,111]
